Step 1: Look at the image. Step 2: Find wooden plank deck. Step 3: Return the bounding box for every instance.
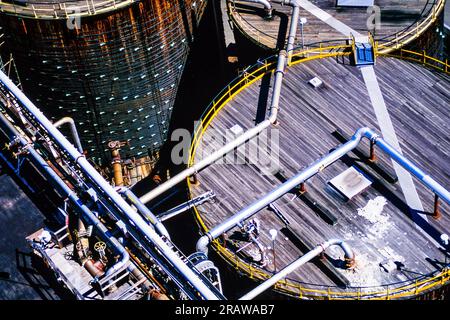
[190,56,450,292]
[228,0,430,49]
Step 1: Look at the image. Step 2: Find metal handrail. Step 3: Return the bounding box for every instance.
[377,0,446,54]
[378,48,449,73]
[0,0,136,19]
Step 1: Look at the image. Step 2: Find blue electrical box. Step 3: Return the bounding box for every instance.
[354,42,374,66]
[364,43,374,63]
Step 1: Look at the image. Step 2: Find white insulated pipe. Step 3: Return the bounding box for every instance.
[241,0,272,10]
[239,239,354,300]
[53,117,83,154]
[240,0,273,17]
[120,187,171,239]
[0,70,221,300]
[286,2,300,57]
[140,120,272,204]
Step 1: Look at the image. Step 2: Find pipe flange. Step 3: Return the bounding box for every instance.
[345,256,357,270]
[111,157,122,164]
[318,243,326,253]
[152,174,162,184]
[370,133,380,144]
[108,140,120,149]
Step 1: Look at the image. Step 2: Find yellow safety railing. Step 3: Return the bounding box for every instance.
[228,0,446,54]
[377,0,446,54]
[213,243,450,300]
[0,0,135,19]
[187,44,450,300]
[377,48,449,74]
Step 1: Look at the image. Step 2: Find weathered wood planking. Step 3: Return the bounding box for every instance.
[191,56,450,290]
[229,0,430,49]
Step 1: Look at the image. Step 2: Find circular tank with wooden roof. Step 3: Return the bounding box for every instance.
[187,44,450,299]
[227,0,445,54]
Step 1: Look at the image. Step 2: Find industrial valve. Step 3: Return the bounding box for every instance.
[94,241,108,263]
[108,140,129,186]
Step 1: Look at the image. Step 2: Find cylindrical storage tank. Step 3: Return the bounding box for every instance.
[188,46,450,299]
[0,0,207,164]
[226,0,446,59]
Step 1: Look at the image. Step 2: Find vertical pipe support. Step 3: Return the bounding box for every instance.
[433,194,441,220]
[369,139,376,162]
[108,141,126,187]
[299,182,306,194]
[190,173,200,186]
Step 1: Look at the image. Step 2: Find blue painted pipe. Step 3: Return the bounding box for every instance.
[373,137,450,204]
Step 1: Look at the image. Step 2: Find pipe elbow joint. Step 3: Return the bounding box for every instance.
[324,239,356,269]
[339,241,356,269]
[355,127,378,143]
[269,108,279,124]
[105,249,130,277]
[196,234,211,256]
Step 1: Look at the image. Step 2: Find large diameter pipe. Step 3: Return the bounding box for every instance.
[121,188,171,239]
[53,117,83,154]
[286,3,300,55]
[0,71,221,300]
[268,51,287,122]
[0,112,129,277]
[239,239,354,300]
[139,3,300,205]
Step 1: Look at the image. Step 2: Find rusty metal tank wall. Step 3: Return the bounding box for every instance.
[0,0,207,164]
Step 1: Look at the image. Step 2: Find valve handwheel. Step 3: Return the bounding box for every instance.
[94,241,106,252]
